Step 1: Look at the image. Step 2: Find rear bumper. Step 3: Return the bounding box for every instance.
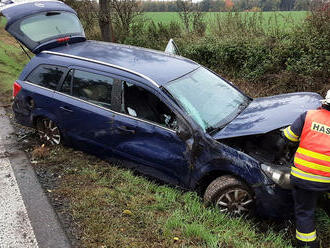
[12,102,34,128]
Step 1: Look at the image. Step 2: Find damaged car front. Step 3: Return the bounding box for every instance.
[165,66,322,218]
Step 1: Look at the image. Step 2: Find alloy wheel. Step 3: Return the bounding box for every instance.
[37,119,61,145]
[216,189,253,215]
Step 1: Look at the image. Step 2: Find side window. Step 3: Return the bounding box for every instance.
[72,70,113,109]
[122,82,178,130]
[26,65,66,90]
[59,70,73,95]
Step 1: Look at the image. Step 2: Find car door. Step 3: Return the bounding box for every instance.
[0,1,86,54]
[52,67,118,155]
[109,80,191,186]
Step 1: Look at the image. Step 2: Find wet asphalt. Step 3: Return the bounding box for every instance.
[0,107,71,248]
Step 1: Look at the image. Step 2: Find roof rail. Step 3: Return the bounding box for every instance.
[41,50,160,88]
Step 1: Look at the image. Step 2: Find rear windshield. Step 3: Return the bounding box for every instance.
[26,64,67,90]
[20,12,83,42]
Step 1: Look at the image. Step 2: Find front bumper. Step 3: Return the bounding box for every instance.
[254,183,293,219]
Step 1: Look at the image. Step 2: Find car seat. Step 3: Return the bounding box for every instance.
[124,85,159,123]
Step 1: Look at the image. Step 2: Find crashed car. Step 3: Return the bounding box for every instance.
[2,0,322,218]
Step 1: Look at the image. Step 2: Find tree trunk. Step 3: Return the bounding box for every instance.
[98,0,113,42]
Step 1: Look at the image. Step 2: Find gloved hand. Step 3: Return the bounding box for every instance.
[275,134,288,154]
[274,134,291,164]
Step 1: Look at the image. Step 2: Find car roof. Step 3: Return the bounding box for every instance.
[46,40,200,86]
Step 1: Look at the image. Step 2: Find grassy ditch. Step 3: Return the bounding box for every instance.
[30,145,294,248]
[23,143,330,248]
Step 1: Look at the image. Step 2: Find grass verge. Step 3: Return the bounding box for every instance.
[28,144,329,248]
[0,16,29,104]
[31,145,295,248]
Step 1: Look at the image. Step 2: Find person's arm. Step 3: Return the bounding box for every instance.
[282,112,307,142]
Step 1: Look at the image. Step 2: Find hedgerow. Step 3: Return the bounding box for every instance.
[84,4,329,96]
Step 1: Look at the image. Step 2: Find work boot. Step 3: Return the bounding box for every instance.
[296,240,320,248]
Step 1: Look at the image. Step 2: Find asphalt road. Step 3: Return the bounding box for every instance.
[0,107,71,248]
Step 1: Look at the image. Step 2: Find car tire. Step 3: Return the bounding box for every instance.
[36,117,62,145]
[204,175,255,216]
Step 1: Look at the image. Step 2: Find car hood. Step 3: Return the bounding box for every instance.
[212,92,322,140]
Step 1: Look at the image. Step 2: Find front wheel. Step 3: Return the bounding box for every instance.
[204,175,255,216]
[36,118,61,145]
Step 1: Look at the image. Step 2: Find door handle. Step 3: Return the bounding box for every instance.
[60,106,73,113]
[116,125,135,134]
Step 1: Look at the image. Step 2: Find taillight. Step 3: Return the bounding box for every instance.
[13,81,22,98]
[56,37,70,43]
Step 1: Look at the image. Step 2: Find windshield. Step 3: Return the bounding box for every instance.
[165,67,249,132]
[20,12,83,42]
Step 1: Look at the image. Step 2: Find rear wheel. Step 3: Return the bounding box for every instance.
[204,175,254,216]
[36,118,61,145]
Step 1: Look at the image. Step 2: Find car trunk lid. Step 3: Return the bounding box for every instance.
[0,0,86,54]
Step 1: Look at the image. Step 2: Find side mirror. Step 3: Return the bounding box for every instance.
[165,39,180,56]
[176,118,191,140]
[176,127,191,141]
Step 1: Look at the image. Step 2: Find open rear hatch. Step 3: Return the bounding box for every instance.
[0,0,86,54]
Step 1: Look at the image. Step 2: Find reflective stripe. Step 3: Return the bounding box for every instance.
[297,147,330,162]
[288,126,299,138]
[291,167,330,183]
[294,157,330,173]
[284,126,299,142]
[296,230,317,242]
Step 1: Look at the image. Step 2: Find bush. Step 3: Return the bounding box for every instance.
[87,6,329,96]
[122,20,183,50]
[179,7,329,95]
[286,4,330,79]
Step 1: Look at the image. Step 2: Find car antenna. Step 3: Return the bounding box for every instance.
[16,40,31,59]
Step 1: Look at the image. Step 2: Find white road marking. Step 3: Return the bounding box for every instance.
[0,146,39,247]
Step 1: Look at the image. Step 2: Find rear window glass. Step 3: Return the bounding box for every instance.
[20,12,83,42]
[26,65,66,90]
[72,70,113,109]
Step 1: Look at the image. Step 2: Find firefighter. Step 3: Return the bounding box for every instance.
[282,90,330,248]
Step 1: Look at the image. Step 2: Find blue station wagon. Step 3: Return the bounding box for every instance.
[1,1,323,218]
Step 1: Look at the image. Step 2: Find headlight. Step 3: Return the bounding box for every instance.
[261,164,292,189]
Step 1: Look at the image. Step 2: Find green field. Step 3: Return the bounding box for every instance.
[144,11,309,30]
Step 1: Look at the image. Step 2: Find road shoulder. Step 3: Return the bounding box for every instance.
[0,107,71,248]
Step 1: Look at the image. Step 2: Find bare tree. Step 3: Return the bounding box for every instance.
[66,0,141,42]
[63,0,98,36]
[176,0,193,33]
[111,0,142,38]
[176,0,205,35]
[99,0,114,42]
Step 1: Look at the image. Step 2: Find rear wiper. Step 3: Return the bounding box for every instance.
[46,12,60,16]
[56,26,61,34]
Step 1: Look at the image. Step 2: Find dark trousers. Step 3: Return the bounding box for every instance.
[292,187,320,248]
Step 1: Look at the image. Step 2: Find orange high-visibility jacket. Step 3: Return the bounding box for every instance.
[294,109,330,179]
